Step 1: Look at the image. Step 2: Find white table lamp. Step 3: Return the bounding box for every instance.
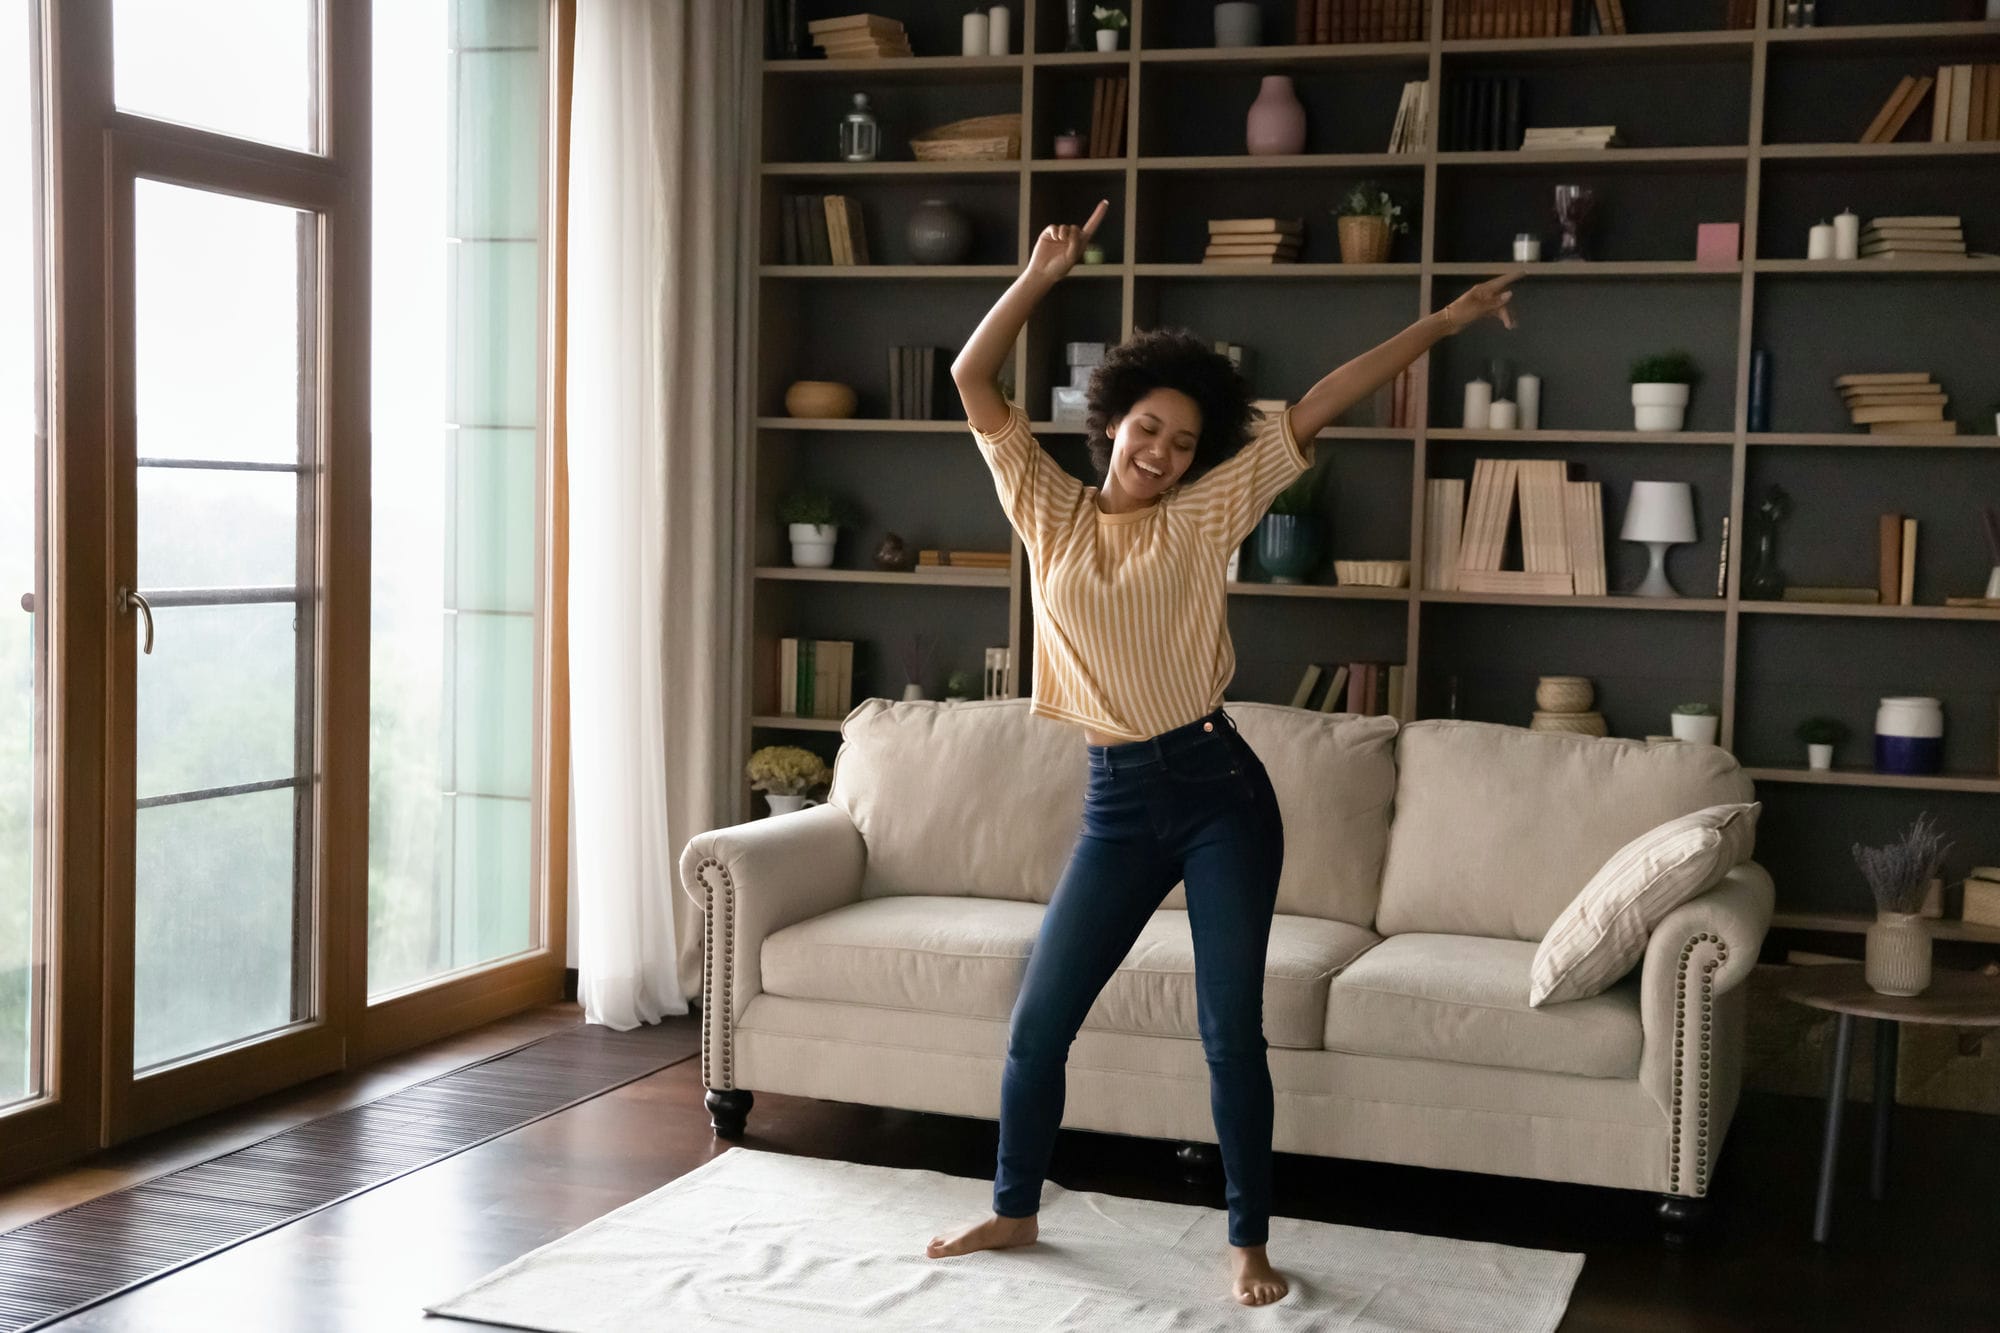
[1620,480,1697,597]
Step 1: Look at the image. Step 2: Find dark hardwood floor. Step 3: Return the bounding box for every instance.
[7,1004,1995,1330]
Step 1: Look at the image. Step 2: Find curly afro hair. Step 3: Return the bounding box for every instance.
[1084,327,1256,487]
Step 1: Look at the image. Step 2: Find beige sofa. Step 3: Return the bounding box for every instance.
[680,699,1773,1232]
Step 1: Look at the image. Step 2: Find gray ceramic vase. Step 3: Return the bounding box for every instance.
[907,198,972,265]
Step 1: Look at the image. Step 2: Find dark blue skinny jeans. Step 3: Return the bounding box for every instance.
[992,705,1284,1247]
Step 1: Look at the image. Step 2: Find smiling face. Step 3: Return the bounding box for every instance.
[1106,387,1203,500]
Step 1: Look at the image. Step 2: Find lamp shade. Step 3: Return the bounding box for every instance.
[1621,481,1697,544]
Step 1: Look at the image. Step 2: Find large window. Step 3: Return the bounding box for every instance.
[2,0,46,1110]
[368,0,546,997]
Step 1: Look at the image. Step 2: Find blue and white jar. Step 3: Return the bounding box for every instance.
[1875,696,1943,775]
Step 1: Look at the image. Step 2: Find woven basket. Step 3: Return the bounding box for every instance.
[911,113,1022,161]
[1530,710,1608,737]
[1334,559,1410,588]
[1337,214,1392,264]
[1535,675,1594,713]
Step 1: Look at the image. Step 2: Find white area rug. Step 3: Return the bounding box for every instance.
[426,1147,1582,1331]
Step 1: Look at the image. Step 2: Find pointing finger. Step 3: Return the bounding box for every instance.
[1079,199,1110,241]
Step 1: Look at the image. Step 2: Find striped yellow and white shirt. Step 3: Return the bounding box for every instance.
[970,401,1314,742]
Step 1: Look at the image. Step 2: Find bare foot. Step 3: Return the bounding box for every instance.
[1229,1244,1289,1306]
[925,1212,1039,1258]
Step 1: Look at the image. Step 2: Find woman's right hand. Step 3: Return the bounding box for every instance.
[1027,199,1108,285]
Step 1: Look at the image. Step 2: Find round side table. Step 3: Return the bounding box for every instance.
[1781,964,2000,1244]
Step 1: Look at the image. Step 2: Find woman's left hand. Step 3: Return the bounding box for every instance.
[1441,271,1522,334]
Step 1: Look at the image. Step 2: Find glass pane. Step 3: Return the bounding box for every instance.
[113,0,316,152]
[2,0,47,1110]
[139,468,299,589]
[135,178,307,464]
[136,604,298,802]
[369,0,545,998]
[133,788,302,1069]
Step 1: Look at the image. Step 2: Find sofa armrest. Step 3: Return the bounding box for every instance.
[678,802,866,1090]
[1637,860,1775,1195]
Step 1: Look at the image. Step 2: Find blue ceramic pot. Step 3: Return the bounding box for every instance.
[1255,514,1320,584]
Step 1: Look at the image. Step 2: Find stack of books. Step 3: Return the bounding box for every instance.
[1298,0,1426,43]
[1876,512,1922,606]
[1205,218,1302,264]
[1442,0,1615,38]
[809,14,911,59]
[1428,462,1606,596]
[1858,74,1935,144]
[1441,76,1524,152]
[1386,81,1432,154]
[1522,125,1620,151]
[778,195,871,265]
[915,549,1009,574]
[1377,358,1425,430]
[1088,75,1128,158]
[778,639,855,719]
[1837,372,1955,435]
[1860,216,1966,261]
[1287,662,1407,720]
[889,346,937,420]
[1929,64,2000,143]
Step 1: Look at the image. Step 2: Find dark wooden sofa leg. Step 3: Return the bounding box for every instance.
[1656,1192,1710,1247]
[1175,1142,1220,1184]
[707,1088,754,1139]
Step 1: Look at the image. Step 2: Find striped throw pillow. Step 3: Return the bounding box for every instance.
[1529,803,1760,1007]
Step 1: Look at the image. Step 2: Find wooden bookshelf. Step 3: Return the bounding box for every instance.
[744,0,2000,917]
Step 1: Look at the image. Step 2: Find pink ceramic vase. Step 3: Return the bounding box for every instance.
[1246,75,1306,156]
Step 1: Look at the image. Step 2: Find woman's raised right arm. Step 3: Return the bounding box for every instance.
[951,200,1108,433]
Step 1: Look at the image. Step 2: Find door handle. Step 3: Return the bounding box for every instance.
[118,586,155,655]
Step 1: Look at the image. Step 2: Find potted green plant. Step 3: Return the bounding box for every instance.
[1631,351,1701,432]
[1092,4,1127,49]
[1255,463,1325,584]
[945,669,977,702]
[746,745,830,816]
[1796,716,1850,771]
[1670,701,1719,745]
[778,490,860,567]
[1334,181,1408,264]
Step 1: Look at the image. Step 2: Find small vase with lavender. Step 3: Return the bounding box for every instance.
[1853,813,1950,998]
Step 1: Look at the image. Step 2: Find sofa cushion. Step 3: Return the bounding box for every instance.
[1376,721,1757,941]
[1324,933,1641,1079]
[828,697,1399,927]
[759,896,1379,1050]
[1530,802,1761,1007]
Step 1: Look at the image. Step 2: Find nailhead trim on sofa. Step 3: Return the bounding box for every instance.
[694,856,736,1091]
[1667,930,1726,1195]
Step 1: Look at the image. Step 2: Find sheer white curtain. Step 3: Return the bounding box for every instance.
[567,0,752,1027]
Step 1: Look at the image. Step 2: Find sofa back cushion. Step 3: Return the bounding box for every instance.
[1375,720,1756,941]
[828,698,1399,924]
[831,698,1085,903]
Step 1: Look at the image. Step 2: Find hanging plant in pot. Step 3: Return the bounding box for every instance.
[1333,181,1407,264]
[1669,701,1719,745]
[1853,812,1951,997]
[746,745,830,817]
[1630,351,1700,432]
[1796,716,1850,771]
[1255,462,1325,584]
[778,489,860,568]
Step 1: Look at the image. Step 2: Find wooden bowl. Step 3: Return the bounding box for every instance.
[1334,559,1411,588]
[784,380,858,419]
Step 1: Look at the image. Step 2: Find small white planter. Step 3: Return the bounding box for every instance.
[764,794,819,816]
[901,682,925,701]
[1807,742,1834,770]
[1632,382,1690,432]
[1671,711,1720,745]
[1096,28,1121,51]
[788,522,837,567]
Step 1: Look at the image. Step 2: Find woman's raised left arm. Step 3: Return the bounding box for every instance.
[1286,271,1523,444]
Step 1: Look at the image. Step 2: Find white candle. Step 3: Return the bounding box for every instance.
[987,5,1011,55]
[1463,378,1492,429]
[1513,234,1541,263]
[1807,222,1834,260]
[1833,208,1859,260]
[961,11,988,55]
[1517,374,1541,430]
[1488,399,1519,430]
